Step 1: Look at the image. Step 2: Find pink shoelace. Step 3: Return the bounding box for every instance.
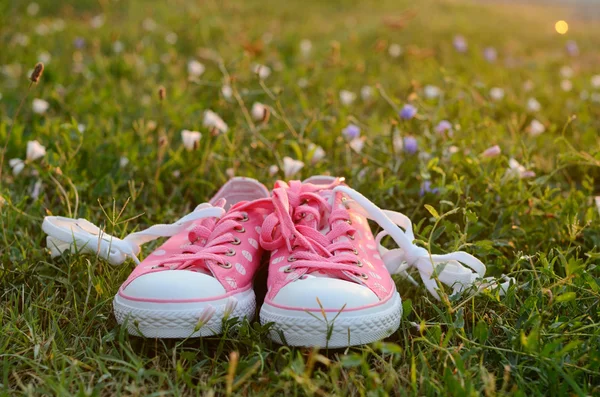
[260,179,363,275]
[153,199,270,271]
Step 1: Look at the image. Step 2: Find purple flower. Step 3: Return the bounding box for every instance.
[342,123,361,139]
[404,136,418,154]
[483,47,497,63]
[435,120,452,135]
[399,104,417,120]
[73,37,85,49]
[453,35,468,53]
[420,181,439,197]
[566,40,579,57]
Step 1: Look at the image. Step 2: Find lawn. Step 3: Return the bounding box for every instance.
[1,0,600,395]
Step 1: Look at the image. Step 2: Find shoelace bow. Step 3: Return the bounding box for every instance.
[260,179,364,275]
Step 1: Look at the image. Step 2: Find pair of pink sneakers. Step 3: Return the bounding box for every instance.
[42,176,510,347]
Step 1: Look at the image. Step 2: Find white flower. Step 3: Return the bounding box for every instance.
[172,170,181,178]
[90,14,105,29]
[203,110,228,134]
[481,145,501,158]
[527,98,541,112]
[77,124,86,133]
[181,130,202,150]
[14,33,30,47]
[251,102,268,121]
[424,85,441,99]
[9,159,25,176]
[591,75,600,89]
[339,90,356,106]
[112,41,124,53]
[595,196,600,216]
[52,19,65,32]
[142,18,157,31]
[30,180,42,199]
[529,119,545,137]
[489,87,504,101]
[349,138,365,153]
[388,43,402,58]
[561,80,573,92]
[32,98,49,114]
[448,145,459,154]
[361,85,373,101]
[165,32,178,45]
[297,78,309,88]
[560,66,574,79]
[221,85,233,99]
[187,60,205,77]
[27,140,46,161]
[506,158,535,179]
[35,24,49,36]
[252,64,271,79]
[283,157,304,178]
[269,165,279,176]
[119,156,129,168]
[226,168,235,178]
[27,2,40,16]
[308,143,325,164]
[300,39,312,57]
[592,93,600,103]
[38,52,51,64]
[9,141,46,176]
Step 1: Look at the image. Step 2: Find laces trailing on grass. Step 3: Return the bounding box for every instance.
[42,204,226,265]
[260,179,362,274]
[333,186,513,300]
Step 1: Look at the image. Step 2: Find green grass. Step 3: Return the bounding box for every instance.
[2,0,600,395]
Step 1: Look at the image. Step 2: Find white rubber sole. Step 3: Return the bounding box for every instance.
[113,289,256,338]
[260,292,402,348]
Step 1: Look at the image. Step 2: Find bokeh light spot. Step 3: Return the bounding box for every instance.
[555,20,569,34]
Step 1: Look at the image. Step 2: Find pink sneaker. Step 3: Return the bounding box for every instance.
[42,177,271,338]
[259,176,509,347]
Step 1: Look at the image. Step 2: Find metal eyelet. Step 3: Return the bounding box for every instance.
[283,266,293,273]
[355,260,363,267]
[352,248,359,255]
[225,248,236,256]
[341,197,350,209]
[287,256,297,262]
[345,219,352,225]
[234,226,245,233]
[360,273,369,279]
[299,212,307,218]
[231,237,241,245]
[239,213,249,222]
[347,233,355,240]
[220,262,232,269]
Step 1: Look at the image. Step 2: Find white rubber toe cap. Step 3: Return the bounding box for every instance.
[122,271,226,300]
[271,276,379,309]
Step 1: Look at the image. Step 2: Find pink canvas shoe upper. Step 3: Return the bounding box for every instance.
[119,198,271,302]
[42,177,272,303]
[260,177,396,311]
[260,176,513,311]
